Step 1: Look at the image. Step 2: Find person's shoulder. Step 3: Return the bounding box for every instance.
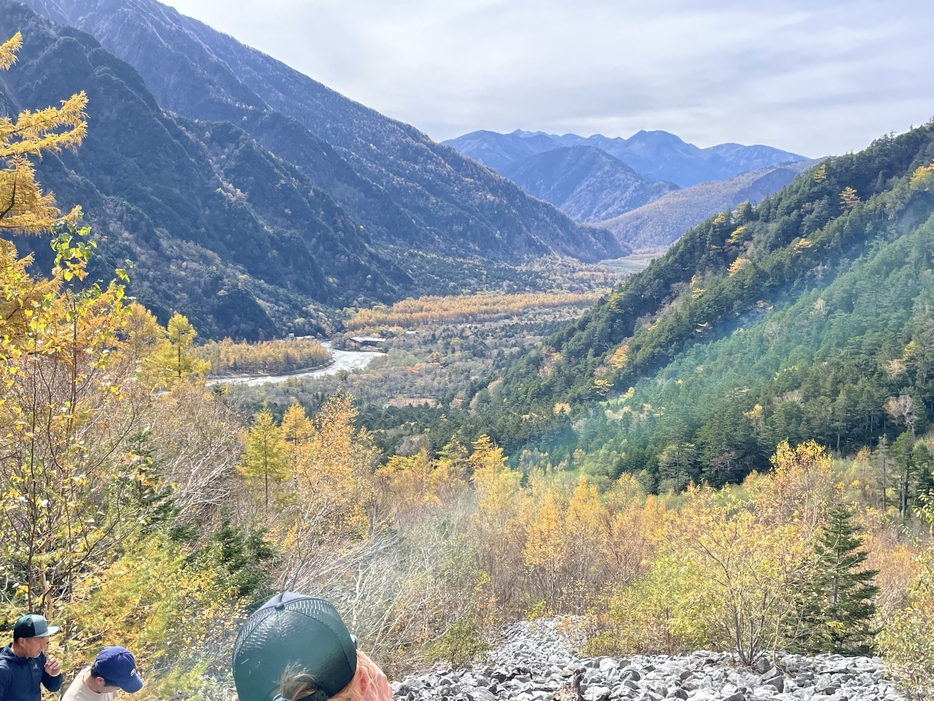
[0,647,12,673]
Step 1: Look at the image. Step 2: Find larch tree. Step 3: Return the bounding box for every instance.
[0,31,152,617]
[0,32,85,235]
[238,407,289,512]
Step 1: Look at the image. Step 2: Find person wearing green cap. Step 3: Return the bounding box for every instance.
[0,614,63,701]
[232,593,391,701]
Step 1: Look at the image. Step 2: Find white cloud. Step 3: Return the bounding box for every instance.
[164,0,934,156]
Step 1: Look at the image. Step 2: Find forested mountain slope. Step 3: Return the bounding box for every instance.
[0,2,408,340]
[449,125,934,487]
[21,0,624,265]
[501,146,679,223]
[601,159,819,249]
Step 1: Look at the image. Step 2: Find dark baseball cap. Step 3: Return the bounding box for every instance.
[13,615,60,640]
[232,593,357,701]
[94,647,144,693]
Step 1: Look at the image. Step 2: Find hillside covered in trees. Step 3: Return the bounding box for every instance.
[366,123,934,503]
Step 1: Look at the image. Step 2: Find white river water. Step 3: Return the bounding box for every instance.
[206,342,385,387]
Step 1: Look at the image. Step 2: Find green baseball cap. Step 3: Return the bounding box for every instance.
[232,593,357,701]
[13,614,60,639]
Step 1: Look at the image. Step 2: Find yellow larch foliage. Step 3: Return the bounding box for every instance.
[197,337,328,376]
[726,225,747,246]
[238,407,289,512]
[756,439,837,532]
[276,393,376,555]
[0,32,21,69]
[0,32,86,234]
[520,488,565,589]
[346,291,601,330]
[910,160,934,191]
[793,237,813,252]
[728,257,751,276]
[376,450,437,514]
[280,400,314,444]
[64,533,243,700]
[840,186,860,210]
[609,343,629,369]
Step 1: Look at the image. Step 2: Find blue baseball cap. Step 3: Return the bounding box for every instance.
[94,647,144,693]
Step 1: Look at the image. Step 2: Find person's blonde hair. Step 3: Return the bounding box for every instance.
[279,652,383,701]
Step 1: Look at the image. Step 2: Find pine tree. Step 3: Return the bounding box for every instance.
[790,504,880,654]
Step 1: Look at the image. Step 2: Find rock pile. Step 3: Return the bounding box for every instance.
[391,620,905,701]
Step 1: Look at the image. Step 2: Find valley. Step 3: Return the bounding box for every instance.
[1,1,933,699]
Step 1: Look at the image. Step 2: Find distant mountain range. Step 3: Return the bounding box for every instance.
[445,129,812,247]
[445,129,808,188]
[501,146,679,223]
[601,159,822,249]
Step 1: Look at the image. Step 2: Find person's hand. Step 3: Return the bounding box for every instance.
[44,657,61,677]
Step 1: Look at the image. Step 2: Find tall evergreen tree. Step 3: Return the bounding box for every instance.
[789,504,880,654]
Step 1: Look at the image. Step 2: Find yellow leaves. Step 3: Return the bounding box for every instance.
[145,313,210,388]
[346,291,602,330]
[63,533,244,699]
[839,186,860,210]
[592,378,612,395]
[268,394,377,550]
[552,402,571,416]
[756,439,836,532]
[909,160,934,192]
[728,257,750,276]
[726,224,747,246]
[0,71,88,234]
[743,403,764,428]
[198,337,329,376]
[793,237,814,252]
[0,33,22,70]
[608,343,629,369]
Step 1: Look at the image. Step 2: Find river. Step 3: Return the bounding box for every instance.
[206,342,385,387]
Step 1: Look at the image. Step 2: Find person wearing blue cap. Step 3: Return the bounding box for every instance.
[61,647,144,701]
[0,614,63,701]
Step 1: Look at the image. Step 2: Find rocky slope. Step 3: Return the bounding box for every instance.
[393,620,904,701]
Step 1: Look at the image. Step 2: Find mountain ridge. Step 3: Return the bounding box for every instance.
[0,1,408,340]
[21,0,624,264]
[445,128,808,188]
[501,146,679,223]
[600,159,822,248]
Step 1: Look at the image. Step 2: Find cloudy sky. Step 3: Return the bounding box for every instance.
[163,0,934,158]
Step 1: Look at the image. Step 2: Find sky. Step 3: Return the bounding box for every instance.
[162,0,934,158]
